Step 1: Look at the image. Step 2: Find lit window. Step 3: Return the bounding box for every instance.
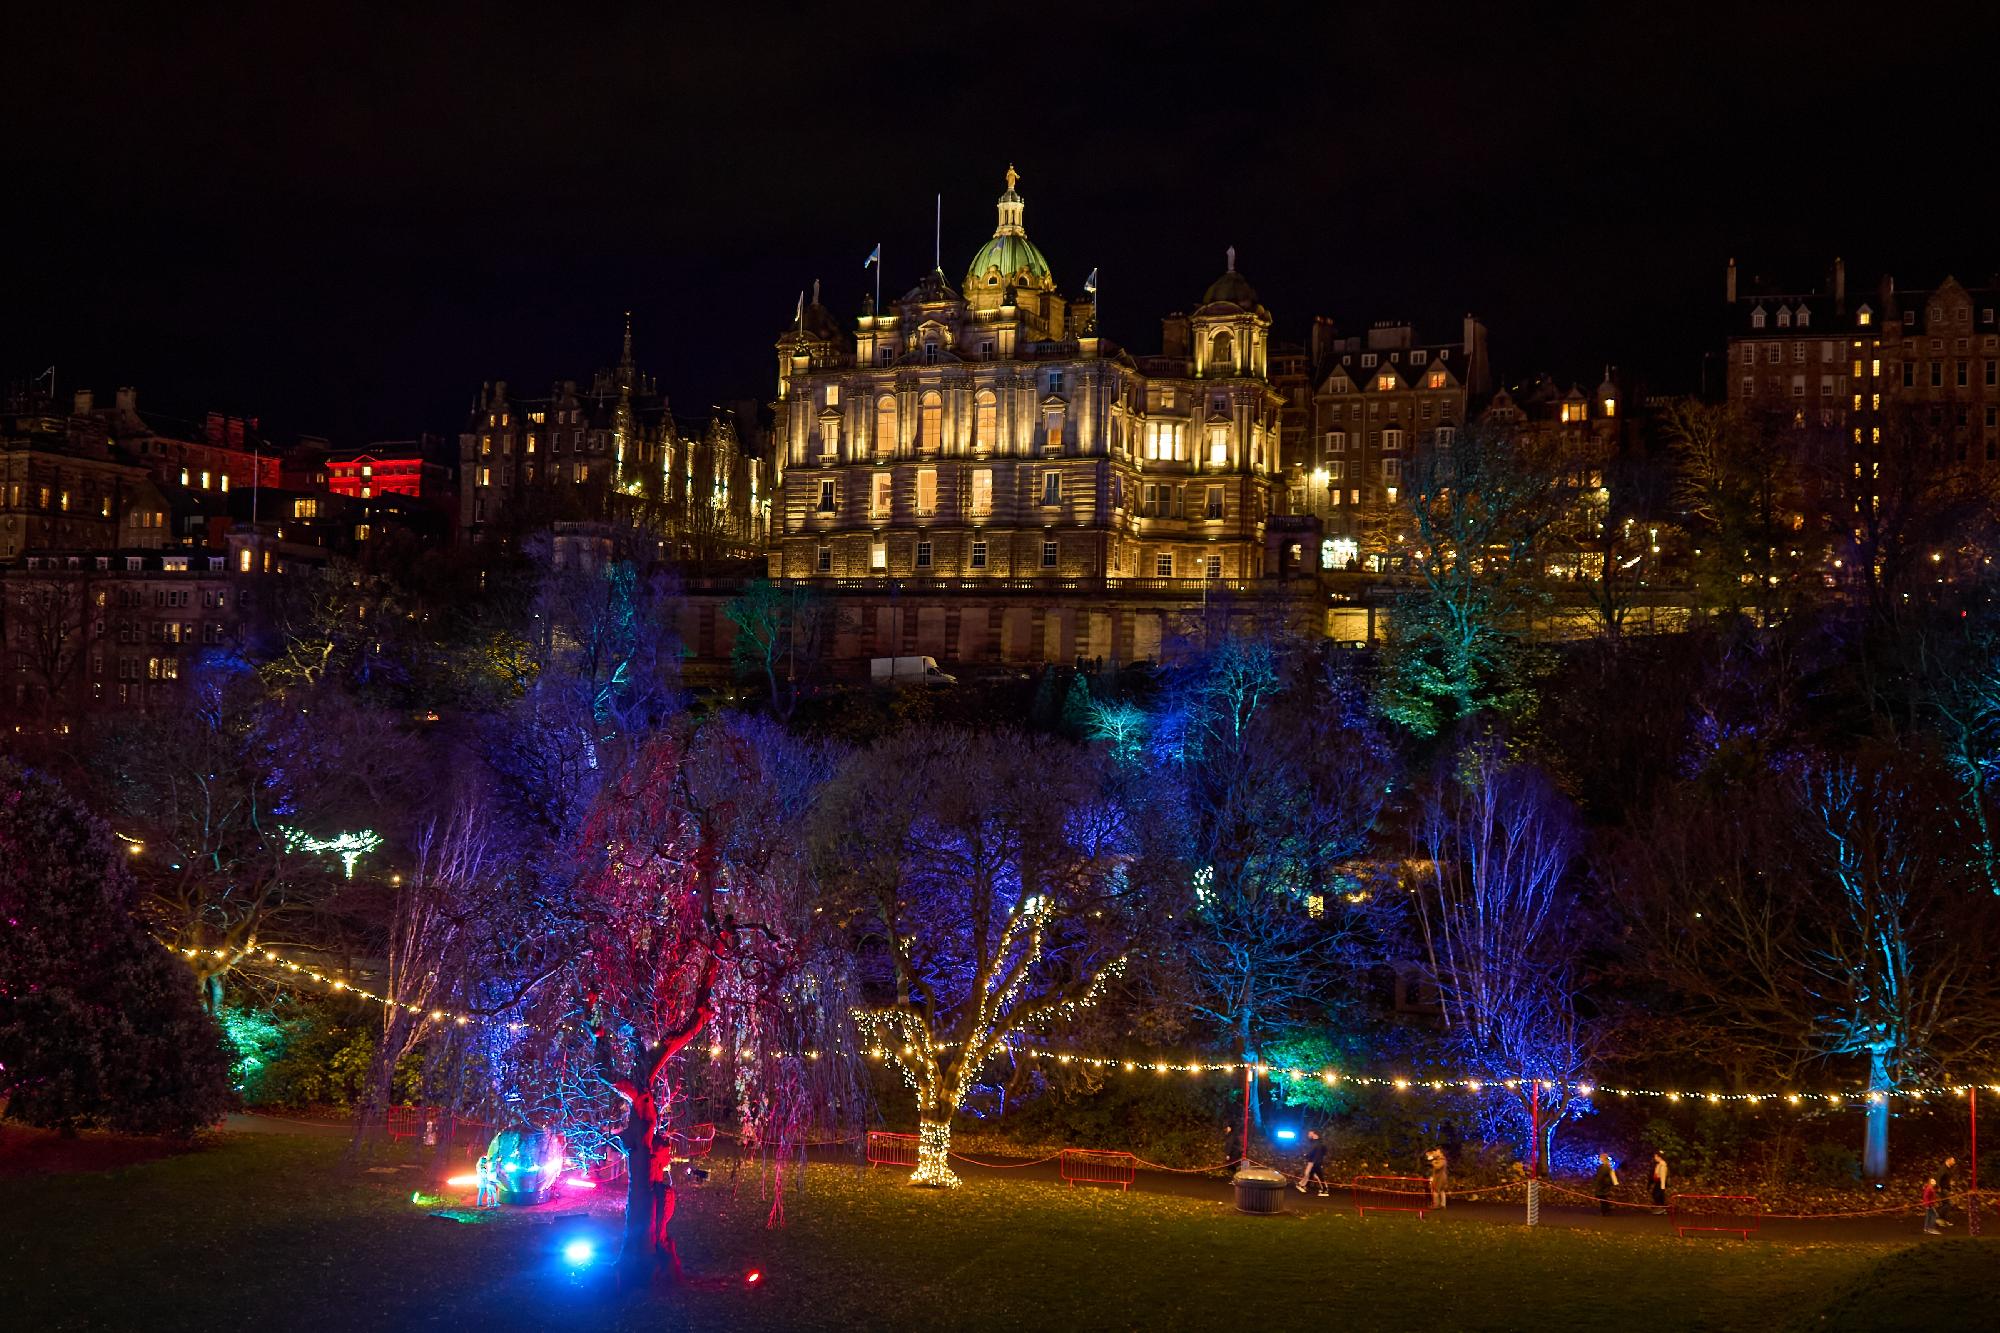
[920,391,943,449]
[975,390,997,447]
[875,395,897,452]
[1859,309,1872,326]
[971,468,993,516]
[825,384,840,407]
[239,548,253,573]
[1376,371,1396,391]
[916,467,937,516]
[872,472,892,517]
[870,540,887,571]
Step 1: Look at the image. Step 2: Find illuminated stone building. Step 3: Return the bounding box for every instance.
[770,168,1285,587]
[459,319,764,555]
[1298,316,1491,560]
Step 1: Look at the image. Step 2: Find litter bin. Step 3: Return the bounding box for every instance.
[1233,1166,1288,1215]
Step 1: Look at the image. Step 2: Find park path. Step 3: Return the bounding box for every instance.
[220,1113,1949,1245]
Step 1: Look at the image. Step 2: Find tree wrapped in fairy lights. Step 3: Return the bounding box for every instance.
[820,728,1138,1187]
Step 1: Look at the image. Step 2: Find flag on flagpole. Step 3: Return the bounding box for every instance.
[1084,268,1099,294]
[864,244,881,269]
[795,291,805,326]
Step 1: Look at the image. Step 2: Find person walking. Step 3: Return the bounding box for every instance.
[1922,1176,1943,1234]
[1593,1153,1620,1216]
[1222,1120,1241,1176]
[1296,1130,1330,1196]
[1936,1155,1958,1228]
[1649,1151,1669,1215]
[1425,1147,1449,1209]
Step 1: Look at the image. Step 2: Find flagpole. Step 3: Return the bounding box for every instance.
[876,246,882,314]
[934,193,941,272]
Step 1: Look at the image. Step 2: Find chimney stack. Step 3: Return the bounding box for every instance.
[115,386,137,413]
[72,388,94,414]
[1726,257,1738,304]
[1833,257,1846,313]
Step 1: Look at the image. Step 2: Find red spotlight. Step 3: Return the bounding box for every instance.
[745,1269,763,1285]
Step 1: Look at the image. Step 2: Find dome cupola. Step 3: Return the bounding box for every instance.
[964,165,1056,293]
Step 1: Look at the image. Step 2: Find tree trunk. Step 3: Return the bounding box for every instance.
[1864,1046,1892,1181]
[911,1083,960,1188]
[616,1091,677,1281]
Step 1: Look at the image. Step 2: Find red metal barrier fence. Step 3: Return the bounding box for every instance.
[1351,1175,1431,1220]
[675,1123,716,1162]
[385,1105,439,1142]
[866,1131,921,1169]
[1670,1193,1760,1239]
[1060,1149,1138,1191]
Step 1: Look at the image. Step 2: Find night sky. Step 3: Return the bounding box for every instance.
[6,3,1996,446]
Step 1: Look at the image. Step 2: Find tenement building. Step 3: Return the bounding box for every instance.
[1725,258,2000,464]
[459,318,765,555]
[770,167,1286,587]
[1298,316,1491,557]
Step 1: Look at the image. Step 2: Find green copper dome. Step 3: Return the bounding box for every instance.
[964,165,1056,293]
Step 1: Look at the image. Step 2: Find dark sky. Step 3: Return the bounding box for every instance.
[5,2,1997,445]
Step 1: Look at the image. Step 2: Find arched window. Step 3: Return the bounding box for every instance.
[1210,329,1235,371]
[920,391,943,451]
[875,395,898,453]
[974,390,997,448]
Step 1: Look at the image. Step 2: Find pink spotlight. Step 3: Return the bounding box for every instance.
[563,1176,599,1189]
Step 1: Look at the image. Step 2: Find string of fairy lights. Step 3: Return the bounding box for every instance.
[164,940,1997,1110]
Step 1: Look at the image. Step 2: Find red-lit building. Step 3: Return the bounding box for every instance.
[325,445,447,500]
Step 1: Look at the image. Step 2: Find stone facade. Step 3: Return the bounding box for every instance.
[770,169,1285,588]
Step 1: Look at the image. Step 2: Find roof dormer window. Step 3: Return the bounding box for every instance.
[1360,353,1377,368]
[1750,307,1767,329]
[1858,306,1873,327]
[1795,306,1810,327]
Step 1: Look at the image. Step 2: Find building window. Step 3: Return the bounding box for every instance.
[970,540,988,569]
[871,472,892,518]
[1959,361,1970,387]
[915,541,932,569]
[1210,330,1235,370]
[875,395,897,452]
[1750,307,1767,329]
[1044,410,1065,451]
[1205,555,1222,579]
[1383,428,1405,452]
[975,390,997,448]
[1383,458,1402,480]
[1041,541,1059,568]
[870,540,887,571]
[1155,552,1173,577]
[815,545,831,572]
[1360,353,1377,368]
[1047,371,1065,394]
[1206,427,1229,465]
[920,391,943,449]
[1375,371,1397,391]
[1859,308,1873,326]
[1204,485,1224,519]
[817,479,836,513]
[355,524,370,541]
[916,467,938,516]
[971,468,993,516]
[825,384,840,407]
[1932,363,1944,387]
[1041,472,1061,506]
[293,498,318,518]
[1325,430,1346,453]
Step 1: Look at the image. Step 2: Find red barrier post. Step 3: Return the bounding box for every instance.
[865,1131,921,1169]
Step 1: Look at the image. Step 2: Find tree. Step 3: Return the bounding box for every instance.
[724,579,829,722]
[1613,748,2000,1178]
[819,729,1136,1186]
[0,565,91,722]
[95,668,420,1008]
[1154,634,1388,1124]
[1378,421,1572,736]
[0,760,230,1135]
[1659,399,1808,623]
[1410,743,1590,1172]
[518,721,820,1275]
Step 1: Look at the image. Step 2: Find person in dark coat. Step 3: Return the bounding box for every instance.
[1296,1130,1330,1196]
[1593,1153,1620,1215]
[1936,1155,1958,1227]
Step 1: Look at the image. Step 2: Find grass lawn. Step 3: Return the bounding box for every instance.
[4,1132,1993,1332]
